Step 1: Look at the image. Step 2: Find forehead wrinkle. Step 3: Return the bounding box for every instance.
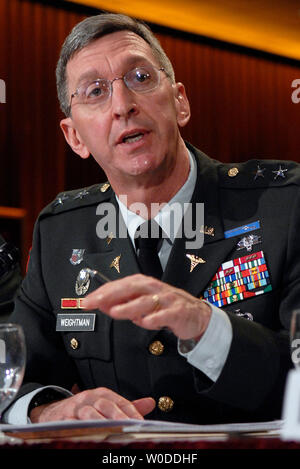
[68,53,112,91]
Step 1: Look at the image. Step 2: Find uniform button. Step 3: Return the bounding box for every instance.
[158,396,174,412]
[149,340,164,356]
[228,167,239,177]
[70,338,79,350]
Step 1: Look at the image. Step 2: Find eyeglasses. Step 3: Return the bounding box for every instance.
[69,65,166,114]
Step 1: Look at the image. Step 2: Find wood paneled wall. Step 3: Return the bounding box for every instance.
[1,0,300,264]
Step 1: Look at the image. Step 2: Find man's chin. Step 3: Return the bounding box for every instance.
[121,155,161,177]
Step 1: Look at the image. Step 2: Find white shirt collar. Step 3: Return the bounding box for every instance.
[116,149,197,247]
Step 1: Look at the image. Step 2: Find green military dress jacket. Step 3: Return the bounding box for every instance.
[10,143,300,423]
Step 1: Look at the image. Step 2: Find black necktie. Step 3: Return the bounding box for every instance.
[135,220,163,279]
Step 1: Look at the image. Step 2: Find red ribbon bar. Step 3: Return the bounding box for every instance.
[234,251,264,265]
[61,298,84,309]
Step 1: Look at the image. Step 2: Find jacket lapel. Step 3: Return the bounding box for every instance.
[82,196,141,345]
[83,195,140,285]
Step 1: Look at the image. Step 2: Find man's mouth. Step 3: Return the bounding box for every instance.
[122,132,144,144]
[117,129,148,145]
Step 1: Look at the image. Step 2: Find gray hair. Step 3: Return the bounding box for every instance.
[56,13,176,116]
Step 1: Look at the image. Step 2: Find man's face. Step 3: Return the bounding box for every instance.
[60,30,190,188]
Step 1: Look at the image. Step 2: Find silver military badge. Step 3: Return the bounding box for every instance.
[237,234,261,252]
[70,249,85,265]
[75,268,90,296]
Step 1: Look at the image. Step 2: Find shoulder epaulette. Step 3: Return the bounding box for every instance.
[218,159,300,188]
[39,182,112,218]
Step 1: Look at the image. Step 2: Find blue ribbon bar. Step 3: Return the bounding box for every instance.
[224,221,260,239]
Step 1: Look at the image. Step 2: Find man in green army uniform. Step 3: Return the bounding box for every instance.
[5,13,299,425]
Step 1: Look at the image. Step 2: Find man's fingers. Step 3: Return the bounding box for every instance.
[96,398,147,420]
[109,294,160,320]
[76,405,106,420]
[76,397,155,421]
[84,389,150,420]
[82,274,161,311]
[32,387,156,423]
[133,397,156,416]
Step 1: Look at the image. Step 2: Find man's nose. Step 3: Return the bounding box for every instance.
[110,79,138,119]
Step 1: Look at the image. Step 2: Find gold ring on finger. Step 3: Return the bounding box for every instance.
[152,294,160,312]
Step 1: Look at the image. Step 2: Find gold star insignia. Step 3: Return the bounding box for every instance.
[186,254,206,272]
[110,254,121,273]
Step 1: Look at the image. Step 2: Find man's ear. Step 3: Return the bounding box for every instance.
[60,117,90,159]
[173,82,191,128]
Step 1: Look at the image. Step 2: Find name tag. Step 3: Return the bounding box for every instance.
[56,313,96,331]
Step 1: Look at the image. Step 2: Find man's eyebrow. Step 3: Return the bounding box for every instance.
[73,57,156,88]
[123,55,152,68]
[75,69,101,88]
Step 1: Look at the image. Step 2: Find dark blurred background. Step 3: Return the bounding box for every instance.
[0,0,299,271]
